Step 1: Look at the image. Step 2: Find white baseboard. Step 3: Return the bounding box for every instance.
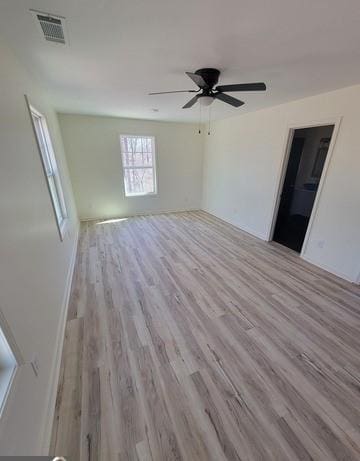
[301,253,357,283]
[203,209,357,284]
[79,207,200,222]
[202,208,268,241]
[39,226,80,454]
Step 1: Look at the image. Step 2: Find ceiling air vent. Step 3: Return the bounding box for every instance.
[30,10,67,45]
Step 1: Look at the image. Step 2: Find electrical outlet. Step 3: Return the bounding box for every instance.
[31,356,40,377]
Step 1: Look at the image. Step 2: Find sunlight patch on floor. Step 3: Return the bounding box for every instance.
[96,217,128,225]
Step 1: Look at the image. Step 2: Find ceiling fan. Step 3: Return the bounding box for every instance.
[149,68,266,109]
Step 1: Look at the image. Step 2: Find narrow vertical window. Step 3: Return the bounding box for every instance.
[0,316,18,418]
[120,135,157,197]
[29,105,67,239]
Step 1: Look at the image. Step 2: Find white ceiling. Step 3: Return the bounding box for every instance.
[1,0,360,122]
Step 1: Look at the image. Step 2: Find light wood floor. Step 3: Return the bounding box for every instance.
[50,211,360,461]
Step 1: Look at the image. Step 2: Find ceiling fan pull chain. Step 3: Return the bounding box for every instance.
[198,103,202,134]
[208,106,211,135]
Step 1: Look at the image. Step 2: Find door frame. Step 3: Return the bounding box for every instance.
[356,269,360,285]
[268,116,342,256]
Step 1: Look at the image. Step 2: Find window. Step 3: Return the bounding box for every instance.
[0,313,18,418]
[29,105,67,239]
[120,135,157,197]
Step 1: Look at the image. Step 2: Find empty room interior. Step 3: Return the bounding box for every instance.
[1,0,360,459]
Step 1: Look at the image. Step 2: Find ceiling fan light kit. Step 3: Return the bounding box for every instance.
[198,95,214,106]
[149,68,266,109]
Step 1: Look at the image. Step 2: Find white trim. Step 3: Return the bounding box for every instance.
[267,117,342,255]
[25,95,68,242]
[39,228,79,455]
[202,208,268,241]
[356,270,360,285]
[302,253,356,283]
[82,207,268,241]
[300,118,341,256]
[0,366,17,420]
[267,127,295,241]
[0,309,24,367]
[59,218,68,241]
[125,192,158,198]
[204,209,358,284]
[0,307,23,421]
[79,207,201,222]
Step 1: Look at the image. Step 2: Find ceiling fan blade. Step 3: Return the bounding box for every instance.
[216,82,266,92]
[149,89,198,95]
[182,95,199,109]
[186,72,207,88]
[214,92,244,107]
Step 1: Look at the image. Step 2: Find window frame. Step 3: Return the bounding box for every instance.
[119,134,158,198]
[0,309,22,419]
[26,97,68,240]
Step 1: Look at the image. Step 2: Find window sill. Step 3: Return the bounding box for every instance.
[125,192,158,198]
[59,218,68,241]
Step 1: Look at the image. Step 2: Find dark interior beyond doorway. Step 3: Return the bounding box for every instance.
[273,125,334,252]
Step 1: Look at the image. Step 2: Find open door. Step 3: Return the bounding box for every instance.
[273,125,334,252]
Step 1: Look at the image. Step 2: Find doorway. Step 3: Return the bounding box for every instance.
[273,124,334,252]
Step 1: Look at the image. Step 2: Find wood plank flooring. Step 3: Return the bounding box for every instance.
[50,211,360,460]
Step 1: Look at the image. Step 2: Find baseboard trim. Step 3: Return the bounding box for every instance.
[39,226,80,454]
[203,209,357,284]
[302,253,356,283]
[79,207,200,222]
[202,208,268,241]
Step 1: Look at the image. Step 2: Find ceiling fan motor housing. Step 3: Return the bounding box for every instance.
[195,68,220,90]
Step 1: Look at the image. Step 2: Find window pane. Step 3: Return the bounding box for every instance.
[121,136,153,168]
[30,106,67,238]
[120,135,157,197]
[33,116,53,175]
[121,136,152,153]
[0,326,17,416]
[124,168,155,196]
[122,151,153,167]
[48,176,64,224]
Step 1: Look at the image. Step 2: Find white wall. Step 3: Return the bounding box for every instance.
[203,84,360,282]
[0,42,78,454]
[59,114,204,220]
